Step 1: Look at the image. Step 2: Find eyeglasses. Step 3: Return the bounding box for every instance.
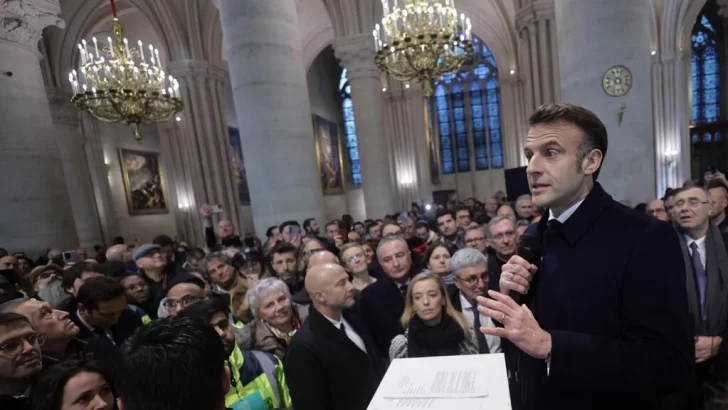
[164,296,203,309]
[0,333,45,356]
[465,236,485,245]
[455,273,489,287]
[491,231,516,241]
[674,198,709,208]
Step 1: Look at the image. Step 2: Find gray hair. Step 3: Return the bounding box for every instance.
[204,252,233,276]
[450,248,487,277]
[485,216,514,238]
[464,225,485,236]
[515,194,532,208]
[376,235,408,260]
[246,277,292,319]
[675,185,712,205]
[516,219,531,228]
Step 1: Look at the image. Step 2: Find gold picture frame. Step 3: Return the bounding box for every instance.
[312,115,345,195]
[118,148,170,215]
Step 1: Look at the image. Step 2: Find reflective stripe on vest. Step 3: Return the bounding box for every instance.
[225,345,290,409]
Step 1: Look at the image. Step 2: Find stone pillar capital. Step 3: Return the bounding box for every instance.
[167,59,229,84]
[516,0,554,30]
[333,34,379,80]
[0,0,64,49]
[47,86,79,127]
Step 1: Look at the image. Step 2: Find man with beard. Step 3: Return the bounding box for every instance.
[0,312,43,410]
[26,264,66,306]
[179,298,291,409]
[436,209,465,250]
[303,218,321,235]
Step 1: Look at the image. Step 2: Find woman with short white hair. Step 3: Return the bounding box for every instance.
[238,277,308,359]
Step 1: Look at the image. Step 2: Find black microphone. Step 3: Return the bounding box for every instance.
[509,233,541,304]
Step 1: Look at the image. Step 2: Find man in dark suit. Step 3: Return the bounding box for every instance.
[359,236,421,356]
[71,276,142,367]
[672,185,728,408]
[285,263,385,410]
[477,103,693,409]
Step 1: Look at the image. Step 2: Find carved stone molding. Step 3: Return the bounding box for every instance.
[47,86,79,127]
[333,34,379,79]
[167,59,229,84]
[0,0,63,49]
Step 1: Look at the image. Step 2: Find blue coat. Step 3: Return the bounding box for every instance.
[518,183,693,409]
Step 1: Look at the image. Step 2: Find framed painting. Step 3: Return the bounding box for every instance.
[313,115,345,195]
[228,127,251,205]
[118,148,170,215]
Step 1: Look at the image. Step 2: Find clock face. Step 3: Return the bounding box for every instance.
[602,65,632,97]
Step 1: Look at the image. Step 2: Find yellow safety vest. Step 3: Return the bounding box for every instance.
[224,344,292,409]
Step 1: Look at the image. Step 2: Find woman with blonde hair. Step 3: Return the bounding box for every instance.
[389,272,478,359]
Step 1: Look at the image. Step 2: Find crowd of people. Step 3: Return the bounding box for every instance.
[2,103,728,410]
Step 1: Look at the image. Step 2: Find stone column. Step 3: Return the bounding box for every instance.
[0,0,79,253]
[335,34,396,218]
[47,87,103,249]
[556,0,655,202]
[166,60,242,240]
[218,0,325,235]
[517,0,560,113]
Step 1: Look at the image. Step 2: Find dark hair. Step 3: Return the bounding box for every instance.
[279,220,300,233]
[424,242,454,266]
[116,317,226,410]
[76,277,125,311]
[302,218,316,232]
[152,235,175,248]
[325,220,339,230]
[177,298,227,324]
[62,262,104,291]
[529,103,608,180]
[0,311,30,326]
[185,247,206,262]
[381,222,402,234]
[415,220,430,230]
[707,181,728,193]
[454,207,472,218]
[365,221,379,235]
[102,261,129,279]
[435,209,456,222]
[112,236,125,245]
[265,225,278,239]
[31,360,115,410]
[269,242,297,263]
[353,222,364,229]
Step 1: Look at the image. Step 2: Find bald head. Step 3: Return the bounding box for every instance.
[308,250,339,269]
[306,263,346,294]
[106,244,131,262]
[305,263,355,312]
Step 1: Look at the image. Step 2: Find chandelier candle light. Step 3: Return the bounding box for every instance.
[374,0,474,96]
[69,0,183,143]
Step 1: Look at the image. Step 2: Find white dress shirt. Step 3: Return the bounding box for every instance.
[460,293,501,353]
[548,198,585,223]
[684,235,707,269]
[323,313,367,353]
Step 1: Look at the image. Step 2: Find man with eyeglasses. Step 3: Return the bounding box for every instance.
[464,226,488,255]
[163,273,207,317]
[485,216,518,294]
[0,312,44,410]
[645,199,669,222]
[670,185,728,408]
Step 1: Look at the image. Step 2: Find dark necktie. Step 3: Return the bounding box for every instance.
[470,305,490,354]
[339,323,347,337]
[690,242,707,318]
[399,284,408,298]
[547,219,562,233]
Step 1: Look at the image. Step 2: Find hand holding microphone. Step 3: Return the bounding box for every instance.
[500,233,541,296]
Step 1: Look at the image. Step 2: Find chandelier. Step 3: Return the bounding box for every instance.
[68,0,182,143]
[374,0,474,97]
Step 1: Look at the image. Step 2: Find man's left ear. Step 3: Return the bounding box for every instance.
[581,149,603,177]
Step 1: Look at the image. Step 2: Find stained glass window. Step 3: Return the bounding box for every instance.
[691,14,720,124]
[340,69,361,186]
[433,35,503,174]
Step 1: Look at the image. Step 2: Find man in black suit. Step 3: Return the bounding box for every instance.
[285,263,384,410]
[359,236,421,356]
[477,103,693,409]
[672,185,728,408]
[71,276,142,367]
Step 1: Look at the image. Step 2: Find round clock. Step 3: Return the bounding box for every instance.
[602,65,632,97]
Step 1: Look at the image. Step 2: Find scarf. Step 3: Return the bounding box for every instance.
[407,308,465,358]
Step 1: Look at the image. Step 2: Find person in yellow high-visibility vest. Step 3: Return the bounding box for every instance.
[179,297,291,409]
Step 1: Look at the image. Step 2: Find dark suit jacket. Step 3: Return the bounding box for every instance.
[284,307,385,410]
[358,276,407,357]
[518,183,693,410]
[70,307,143,367]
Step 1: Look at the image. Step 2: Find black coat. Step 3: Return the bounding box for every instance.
[70,307,143,368]
[358,276,407,357]
[284,307,385,410]
[517,183,693,410]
